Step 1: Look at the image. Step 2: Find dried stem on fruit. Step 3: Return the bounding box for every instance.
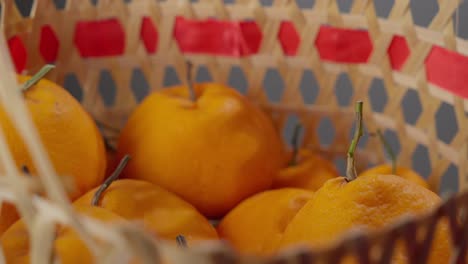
[91,155,131,206]
[345,101,364,182]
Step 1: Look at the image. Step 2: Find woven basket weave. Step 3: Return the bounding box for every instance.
[1,0,468,263]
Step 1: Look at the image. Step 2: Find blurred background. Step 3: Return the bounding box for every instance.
[12,0,467,195]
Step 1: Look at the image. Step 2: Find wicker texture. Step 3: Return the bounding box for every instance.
[0,0,467,263]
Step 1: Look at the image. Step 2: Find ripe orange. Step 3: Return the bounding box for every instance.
[217,188,314,256]
[116,83,285,217]
[359,164,429,189]
[0,75,107,235]
[0,203,19,235]
[0,75,106,198]
[74,179,218,244]
[1,205,127,264]
[279,174,450,263]
[279,101,450,263]
[273,149,339,191]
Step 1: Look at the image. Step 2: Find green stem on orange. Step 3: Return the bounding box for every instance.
[289,123,302,166]
[176,235,187,248]
[345,101,364,182]
[186,61,196,101]
[91,154,131,206]
[376,129,397,174]
[21,64,55,91]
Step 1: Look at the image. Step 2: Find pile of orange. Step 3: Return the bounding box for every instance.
[0,65,451,264]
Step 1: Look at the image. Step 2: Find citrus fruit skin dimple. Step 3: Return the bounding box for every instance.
[116,83,286,217]
[280,174,451,264]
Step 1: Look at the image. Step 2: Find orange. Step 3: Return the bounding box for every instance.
[273,149,339,191]
[0,203,20,236]
[116,83,285,217]
[0,75,107,235]
[217,188,314,256]
[359,164,429,189]
[280,174,450,263]
[0,75,106,197]
[74,179,218,244]
[1,205,128,264]
[55,230,155,264]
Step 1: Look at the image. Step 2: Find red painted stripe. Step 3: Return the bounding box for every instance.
[140,17,158,54]
[8,35,27,73]
[315,26,373,63]
[388,36,410,70]
[278,21,300,56]
[74,18,125,57]
[173,16,262,56]
[7,16,468,100]
[426,46,468,99]
[39,25,60,63]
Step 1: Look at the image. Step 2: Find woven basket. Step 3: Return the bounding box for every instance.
[1,0,468,263]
